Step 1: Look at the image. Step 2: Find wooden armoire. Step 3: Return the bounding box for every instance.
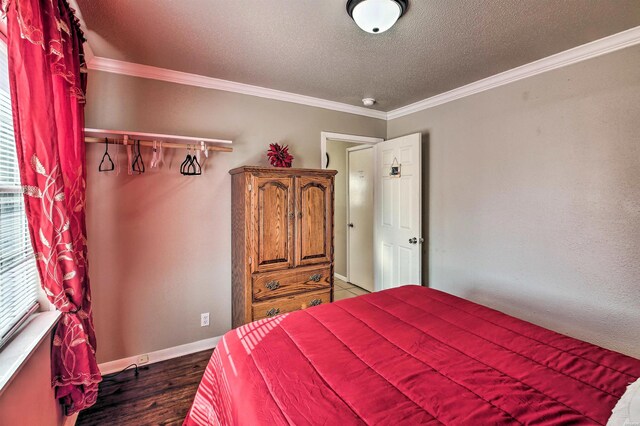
[230,166,337,327]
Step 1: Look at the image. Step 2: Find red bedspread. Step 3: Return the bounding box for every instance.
[184,286,640,425]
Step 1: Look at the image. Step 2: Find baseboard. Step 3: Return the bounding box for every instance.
[98,335,222,375]
[334,273,348,282]
[63,412,78,426]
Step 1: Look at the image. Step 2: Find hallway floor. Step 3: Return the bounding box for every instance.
[334,277,370,301]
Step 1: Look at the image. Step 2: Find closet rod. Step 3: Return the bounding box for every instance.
[85,136,233,153]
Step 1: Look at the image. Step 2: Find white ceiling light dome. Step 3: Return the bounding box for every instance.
[347,0,408,34]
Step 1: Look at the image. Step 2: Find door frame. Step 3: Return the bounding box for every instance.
[320,131,383,171]
[320,131,383,283]
[346,144,374,286]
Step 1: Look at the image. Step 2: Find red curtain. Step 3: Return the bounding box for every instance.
[3,0,101,415]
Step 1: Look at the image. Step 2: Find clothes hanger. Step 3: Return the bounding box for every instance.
[124,135,133,175]
[115,138,121,175]
[180,145,192,175]
[180,145,202,176]
[201,141,209,159]
[98,138,114,172]
[150,140,159,168]
[197,141,207,173]
[158,141,165,167]
[131,139,145,174]
[191,146,202,175]
[186,145,199,175]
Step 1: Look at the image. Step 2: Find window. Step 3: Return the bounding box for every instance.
[0,39,40,348]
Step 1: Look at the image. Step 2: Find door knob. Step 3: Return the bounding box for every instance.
[348,223,354,228]
[408,237,417,244]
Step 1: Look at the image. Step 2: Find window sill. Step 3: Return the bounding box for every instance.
[0,311,61,396]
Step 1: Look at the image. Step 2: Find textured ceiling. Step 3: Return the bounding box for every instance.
[75,0,640,112]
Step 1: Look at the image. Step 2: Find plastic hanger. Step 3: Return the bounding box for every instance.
[158,141,165,167]
[201,141,209,159]
[180,145,192,175]
[180,145,202,176]
[191,147,202,175]
[131,139,145,174]
[115,138,121,175]
[98,138,114,172]
[150,140,159,168]
[124,135,133,175]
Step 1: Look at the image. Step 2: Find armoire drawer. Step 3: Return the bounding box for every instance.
[252,265,331,302]
[252,289,331,321]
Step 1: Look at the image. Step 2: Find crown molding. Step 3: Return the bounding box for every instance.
[387,25,640,120]
[86,56,388,120]
[84,26,640,122]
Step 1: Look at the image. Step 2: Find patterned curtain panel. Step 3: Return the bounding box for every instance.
[3,0,101,414]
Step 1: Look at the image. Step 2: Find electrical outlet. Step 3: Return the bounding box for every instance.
[137,354,149,365]
[201,312,210,327]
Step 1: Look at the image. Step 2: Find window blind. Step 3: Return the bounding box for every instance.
[0,41,40,348]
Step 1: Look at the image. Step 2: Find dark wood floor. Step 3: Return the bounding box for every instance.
[77,349,214,426]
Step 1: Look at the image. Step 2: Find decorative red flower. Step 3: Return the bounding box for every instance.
[267,143,294,168]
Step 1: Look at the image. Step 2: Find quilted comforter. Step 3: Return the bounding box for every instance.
[184,285,640,425]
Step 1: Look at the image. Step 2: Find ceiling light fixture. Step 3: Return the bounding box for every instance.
[346,0,408,34]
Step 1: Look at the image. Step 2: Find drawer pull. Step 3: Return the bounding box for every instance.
[309,299,322,307]
[266,308,280,317]
[309,274,322,282]
[265,280,281,290]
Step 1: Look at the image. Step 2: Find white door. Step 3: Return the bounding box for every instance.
[374,133,422,291]
[347,146,374,291]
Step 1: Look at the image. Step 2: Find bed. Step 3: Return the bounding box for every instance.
[184,285,640,425]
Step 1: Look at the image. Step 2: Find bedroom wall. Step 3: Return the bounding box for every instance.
[387,45,640,357]
[0,334,65,426]
[84,70,386,363]
[326,140,360,278]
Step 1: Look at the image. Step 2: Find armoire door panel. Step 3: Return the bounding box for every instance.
[296,176,332,266]
[252,176,294,272]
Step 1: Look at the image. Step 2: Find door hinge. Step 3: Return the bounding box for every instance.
[248,184,252,192]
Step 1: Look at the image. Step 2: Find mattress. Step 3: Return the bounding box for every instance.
[184,285,640,425]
